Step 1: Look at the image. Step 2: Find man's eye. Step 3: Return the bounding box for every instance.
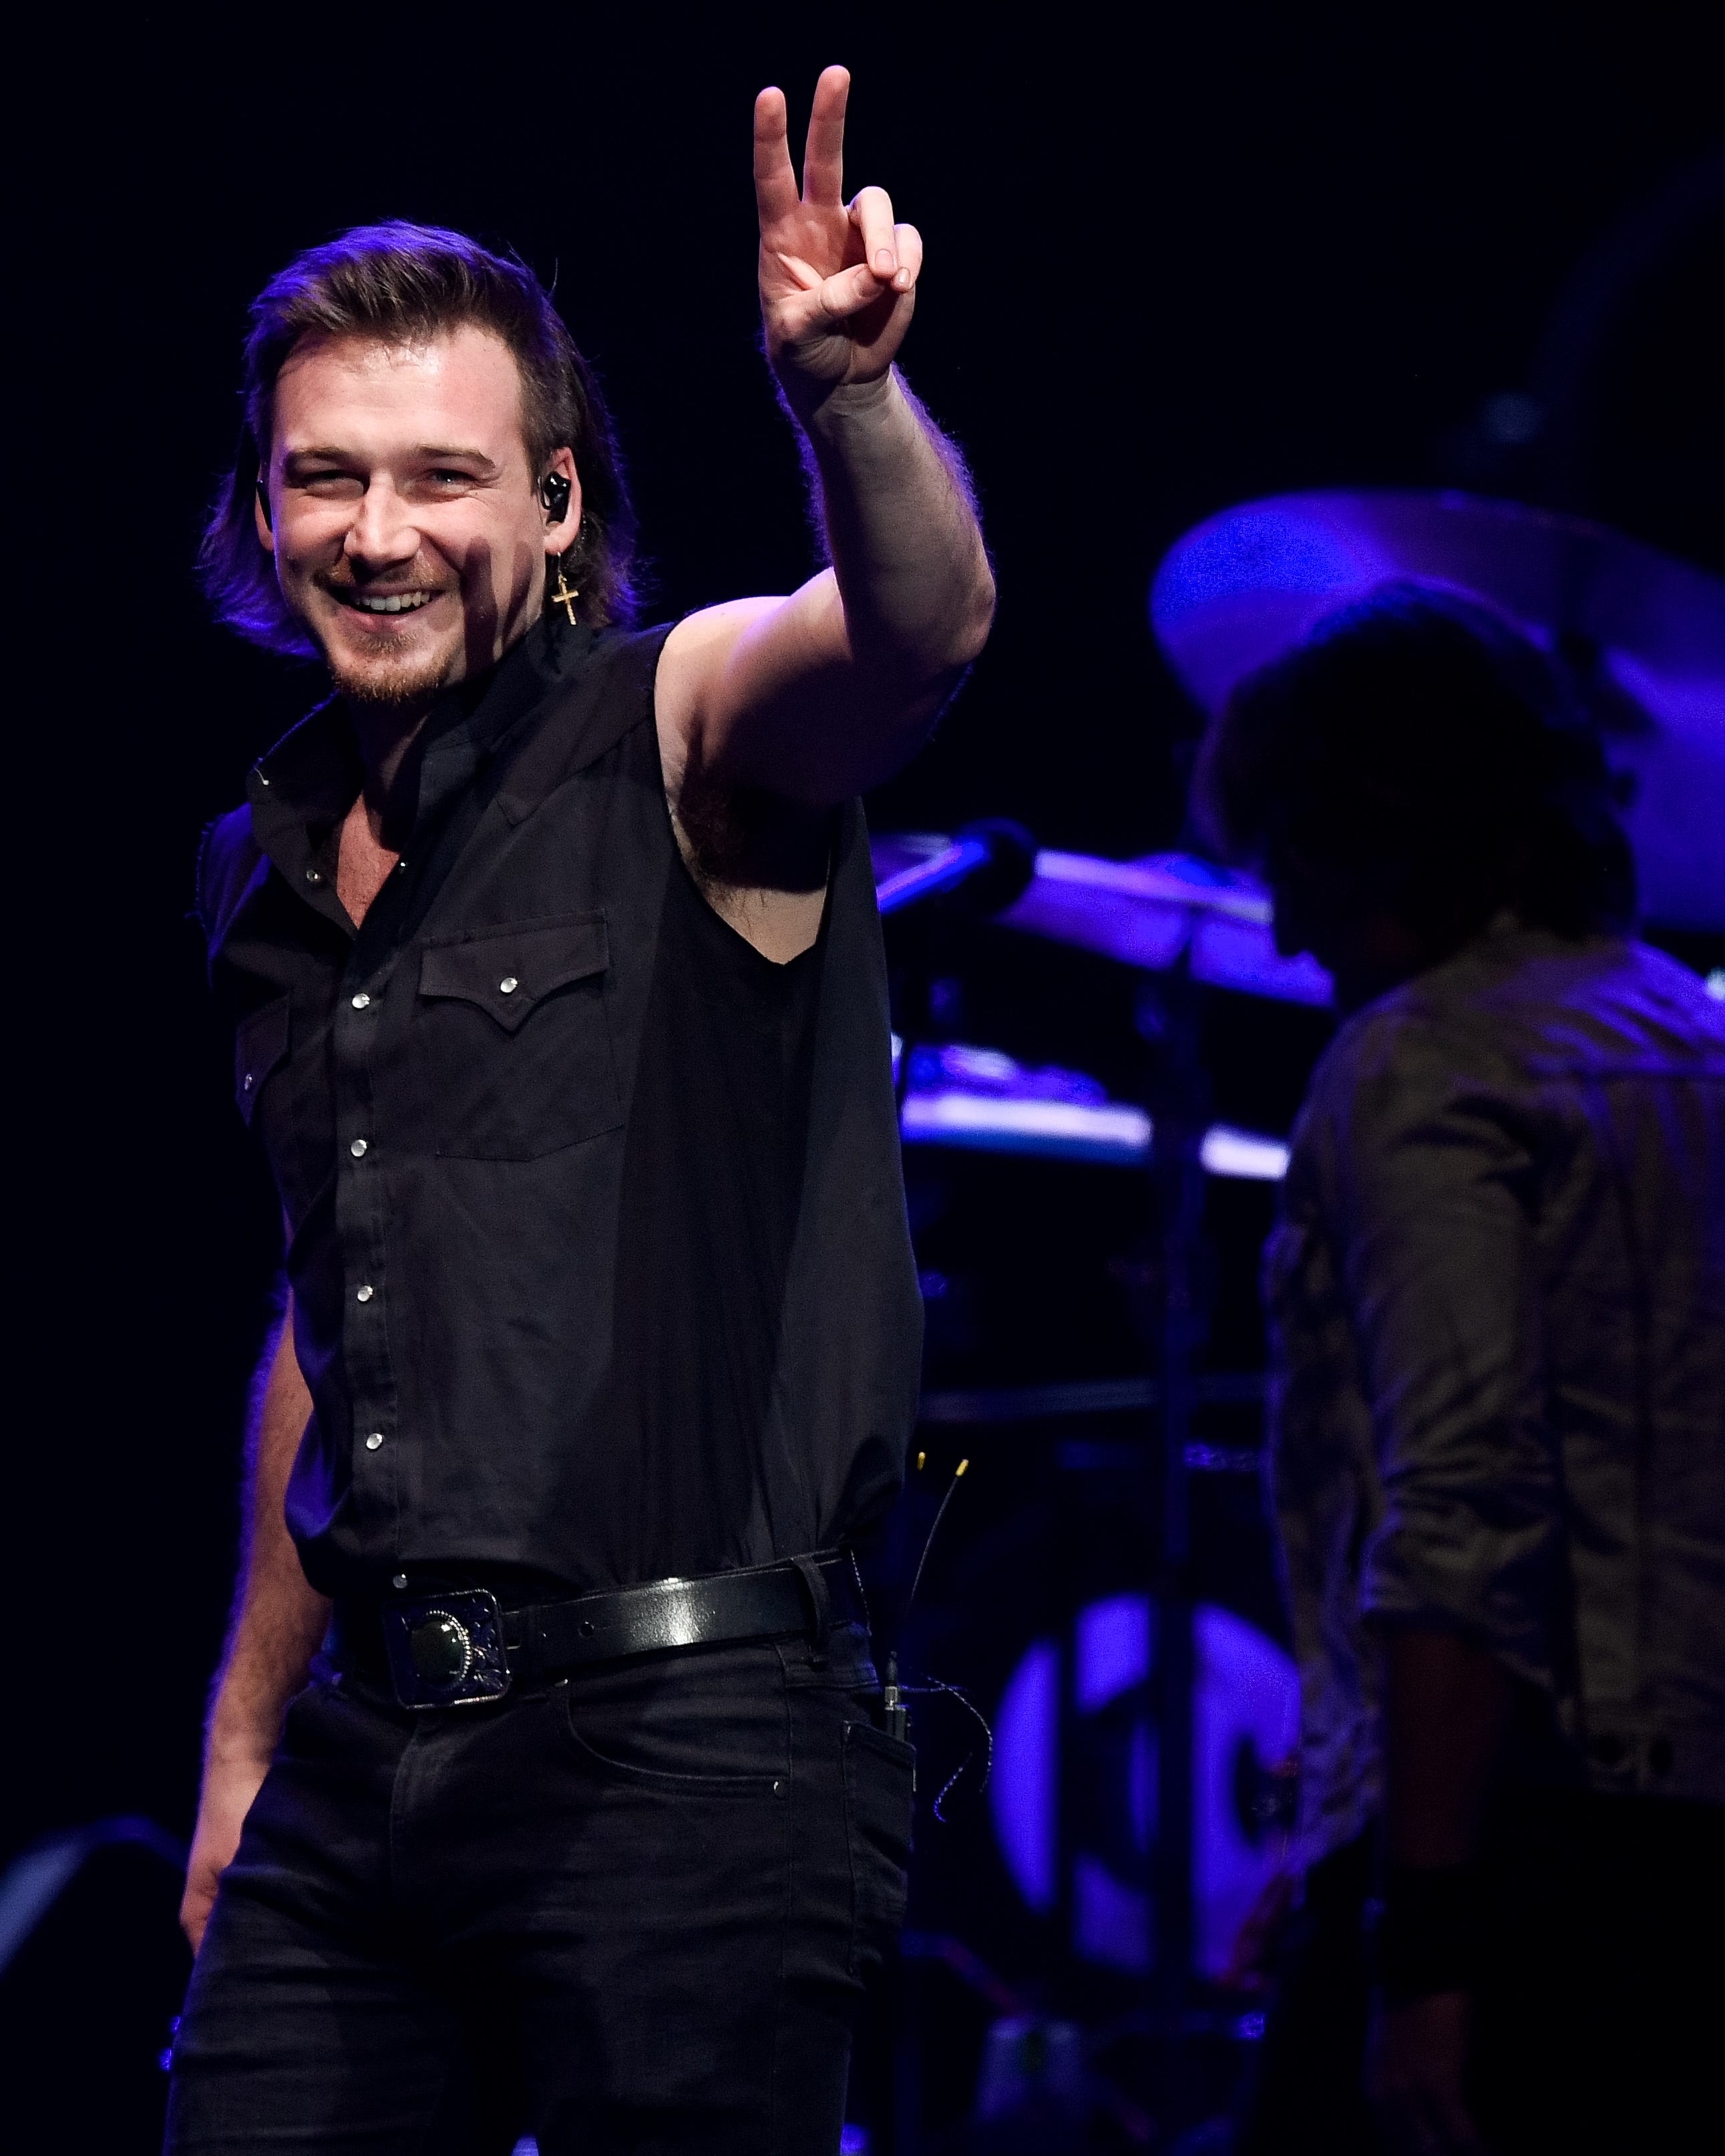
[299,473,363,497]
[394,471,473,500]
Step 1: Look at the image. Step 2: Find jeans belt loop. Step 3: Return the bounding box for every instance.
[791,1554,832,1665]
[500,1603,537,1686]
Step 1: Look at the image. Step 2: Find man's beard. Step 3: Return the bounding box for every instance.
[301,562,466,708]
[320,629,459,709]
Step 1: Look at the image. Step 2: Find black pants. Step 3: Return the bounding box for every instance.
[165,1623,913,2155]
[1237,1791,1724,2154]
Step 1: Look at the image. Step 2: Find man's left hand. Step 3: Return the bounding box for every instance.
[1369,1992,1489,2155]
[754,67,921,418]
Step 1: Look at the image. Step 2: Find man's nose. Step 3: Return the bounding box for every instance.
[345,479,420,570]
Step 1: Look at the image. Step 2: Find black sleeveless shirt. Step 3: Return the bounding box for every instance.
[198,619,922,1598]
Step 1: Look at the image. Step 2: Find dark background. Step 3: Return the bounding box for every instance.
[7,4,1721,2145]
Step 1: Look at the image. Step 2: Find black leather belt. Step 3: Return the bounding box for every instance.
[329,1551,868,1710]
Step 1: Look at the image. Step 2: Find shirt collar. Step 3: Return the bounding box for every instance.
[246,616,586,911]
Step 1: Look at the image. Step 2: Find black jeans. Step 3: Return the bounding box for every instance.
[165,1623,912,2155]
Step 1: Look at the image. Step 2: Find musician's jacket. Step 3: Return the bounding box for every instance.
[1268,916,1725,1863]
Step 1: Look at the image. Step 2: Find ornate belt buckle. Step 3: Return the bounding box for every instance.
[381,1589,512,1709]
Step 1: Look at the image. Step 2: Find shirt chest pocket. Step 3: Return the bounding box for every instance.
[402,914,622,1162]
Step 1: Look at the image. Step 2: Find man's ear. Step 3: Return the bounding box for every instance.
[253,473,275,553]
[540,445,582,554]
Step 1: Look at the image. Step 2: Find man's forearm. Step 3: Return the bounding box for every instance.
[701,64,992,806]
[1382,1626,1515,1866]
[206,1304,329,1767]
[182,1303,327,1950]
[1372,1627,1517,2127]
[802,369,994,683]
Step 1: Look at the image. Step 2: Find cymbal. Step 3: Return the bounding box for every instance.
[1150,490,1725,931]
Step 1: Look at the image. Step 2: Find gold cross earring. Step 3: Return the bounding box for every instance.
[549,560,580,626]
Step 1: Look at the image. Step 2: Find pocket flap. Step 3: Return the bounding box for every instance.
[418,915,609,1034]
[235,994,290,1125]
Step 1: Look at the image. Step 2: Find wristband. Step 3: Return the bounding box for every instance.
[1374,1862,1485,2002]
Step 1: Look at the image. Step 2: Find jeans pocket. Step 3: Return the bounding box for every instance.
[844,1721,915,1975]
[558,1655,789,1796]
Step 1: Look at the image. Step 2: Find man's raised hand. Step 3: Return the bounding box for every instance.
[755,67,922,417]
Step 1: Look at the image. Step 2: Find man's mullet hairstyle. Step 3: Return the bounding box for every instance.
[200,222,638,656]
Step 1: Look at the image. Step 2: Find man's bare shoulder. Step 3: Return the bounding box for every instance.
[654,598,835,965]
[652,594,808,790]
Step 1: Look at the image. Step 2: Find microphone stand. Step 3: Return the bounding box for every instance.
[1143,955,1211,2095]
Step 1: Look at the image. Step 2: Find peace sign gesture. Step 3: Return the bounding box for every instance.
[754,67,922,417]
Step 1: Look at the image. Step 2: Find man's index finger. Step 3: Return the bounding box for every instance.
[753,87,801,224]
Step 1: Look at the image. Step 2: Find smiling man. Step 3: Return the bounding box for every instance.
[168,68,992,2155]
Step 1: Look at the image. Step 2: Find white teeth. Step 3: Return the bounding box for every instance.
[352,592,431,614]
